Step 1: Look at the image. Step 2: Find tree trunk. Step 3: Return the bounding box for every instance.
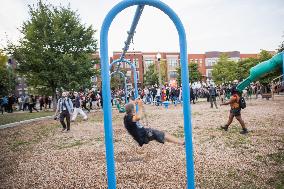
[52,89,57,112]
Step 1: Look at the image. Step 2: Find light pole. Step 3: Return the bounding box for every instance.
[156,52,162,89]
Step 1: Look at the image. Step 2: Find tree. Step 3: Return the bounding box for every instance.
[0,49,8,67]
[176,63,202,86]
[277,32,284,52]
[212,54,238,85]
[144,63,159,86]
[160,59,168,84]
[257,50,280,84]
[0,51,17,96]
[110,68,127,90]
[236,57,258,81]
[7,1,97,109]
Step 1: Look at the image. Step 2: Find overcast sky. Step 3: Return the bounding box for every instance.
[1,0,283,54]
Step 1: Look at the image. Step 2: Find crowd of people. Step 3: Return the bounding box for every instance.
[1,80,282,116]
[0,94,51,114]
[1,80,283,136]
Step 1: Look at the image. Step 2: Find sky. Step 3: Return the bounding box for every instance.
[0,0,284,55]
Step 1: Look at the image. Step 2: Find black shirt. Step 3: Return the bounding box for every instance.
[124,114,147,146]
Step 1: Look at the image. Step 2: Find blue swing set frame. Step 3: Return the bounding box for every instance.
[100,1,195,188]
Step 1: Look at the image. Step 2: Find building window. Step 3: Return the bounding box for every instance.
[144,59,154,65]
[168,58,178,69]
[144,59,154,72]
[206,69,213,78]
[169,71,178,79]
[136,71,139,81]
[126,71,131,77]
[133,58,139,68]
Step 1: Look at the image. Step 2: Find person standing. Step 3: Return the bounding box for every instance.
[7,94,14,113]
[54,92,73,132]
[23,95,29,111]
[220,87,248,134]
[0,96,4,115]
[44,95,49,110]
[29,95,39,113]
[209,84,218,109]
[71,92,87,121]
[48,96,52,109]
[39,96,44,111]
[190,87,195,104]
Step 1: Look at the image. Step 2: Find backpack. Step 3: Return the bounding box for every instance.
[239,96,246,109]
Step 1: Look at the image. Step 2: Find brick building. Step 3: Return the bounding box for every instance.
[109,51,258,86]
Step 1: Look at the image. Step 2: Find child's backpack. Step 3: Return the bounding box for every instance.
[239,96,246,109]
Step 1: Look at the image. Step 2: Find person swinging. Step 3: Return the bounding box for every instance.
[124,99,184,147]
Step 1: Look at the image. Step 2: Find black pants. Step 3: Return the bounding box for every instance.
[40,103,44,110]
[23,103,28,111]
[60,110,71,130]
[7,104,13,113]
[29,104,38,113]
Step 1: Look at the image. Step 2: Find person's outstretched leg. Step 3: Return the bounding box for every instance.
[221,113,234,131]
[164,133,184,145]
[236,115,248,134]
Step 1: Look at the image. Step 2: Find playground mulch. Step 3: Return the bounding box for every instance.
[0,96,283,189]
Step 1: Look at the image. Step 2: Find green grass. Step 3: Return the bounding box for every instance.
[0,111,54,125]
[6,124,59,151]
[9,140,31,151]
[55,139,86,149]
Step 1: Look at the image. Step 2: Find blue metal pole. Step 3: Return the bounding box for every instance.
[124,77,128,104]
[110,71,128,104]
[110,59,139,100]
[100,1,195,188]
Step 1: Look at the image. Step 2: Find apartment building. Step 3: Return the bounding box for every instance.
[204,51,258,80]
[109,51,259,86]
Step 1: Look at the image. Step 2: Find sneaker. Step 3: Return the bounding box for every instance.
[240,129,248,134]
[220,125,228,131]
[61,128,66,132]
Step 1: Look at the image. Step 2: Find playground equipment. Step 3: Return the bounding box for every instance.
[100,0,194,188]
[237,52,284,91]
[110,71,128,104]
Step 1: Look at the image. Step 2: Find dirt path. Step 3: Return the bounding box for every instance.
[0,96,283,188]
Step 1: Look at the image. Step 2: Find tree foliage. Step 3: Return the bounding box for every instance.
[110,68,127,90]
[0,51,17,96]
[0,49,8,67]
[160,59,168,84]
[212,50,281,85]
[176,63,202,86]
[144,63,159,86]
[6,1,97,102]
[212,54,238,85]
[277,33,284,52]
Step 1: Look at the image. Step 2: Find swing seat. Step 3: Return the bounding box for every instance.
[162,101,170,109]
